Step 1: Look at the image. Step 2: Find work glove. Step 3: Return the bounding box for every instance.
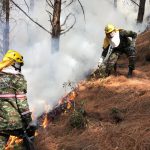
[22,112,32,129]
[26,121,38,137]
[131,38,136,47]
[98,56,104,67]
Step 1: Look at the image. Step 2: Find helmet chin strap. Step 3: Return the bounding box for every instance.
[12,62,23,72]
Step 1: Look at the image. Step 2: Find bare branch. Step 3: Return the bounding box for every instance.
[49,0,54,8]
[62,1,67,5]
[61,14,76,35]
[23,0,29,12]
[46,10,53,27]
[46,9,53,27]
[65,0,75,8]
[49,15,53,27]
[46,0,54,9]
[46,10,53,16]
[130,0,139,6]
[10,0,52,34]
[61,13,72,26]
[77,0,85,22]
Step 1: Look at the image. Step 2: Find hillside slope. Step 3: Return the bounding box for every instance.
[35,30,150,150]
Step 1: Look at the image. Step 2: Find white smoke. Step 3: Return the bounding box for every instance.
[7,0,149,117]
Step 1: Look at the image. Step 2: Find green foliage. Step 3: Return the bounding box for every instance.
[69,109,87,129]
[69,99,87,129]
[111,107,120,114]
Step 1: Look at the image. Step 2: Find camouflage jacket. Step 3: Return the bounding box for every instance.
[0,70,32,131]
[102,29,137,57]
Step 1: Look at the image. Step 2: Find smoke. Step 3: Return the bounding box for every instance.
[7,0,149,117]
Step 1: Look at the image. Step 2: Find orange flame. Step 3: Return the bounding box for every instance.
[5,90,77,149]
[5,136,22,150]
[67,91,77,109]
[60,91,77,104]
[42,113,48,128]
[68,91,77,101]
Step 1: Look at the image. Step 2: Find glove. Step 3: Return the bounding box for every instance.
[26,121,38,137]
[22,112,32,129]
[98,56,104,67]
[132,38,136,47]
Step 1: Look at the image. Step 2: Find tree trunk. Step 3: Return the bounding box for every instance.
[0,2,3,52]
[3,0,10,54]
[51,0,61,53]
[137,0,146,23]
[114,0,117,8]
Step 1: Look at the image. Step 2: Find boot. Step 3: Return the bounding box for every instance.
[127,68,133,78]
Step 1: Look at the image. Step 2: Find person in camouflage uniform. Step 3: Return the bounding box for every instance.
[0,50,33,150]
[100,24,137,78]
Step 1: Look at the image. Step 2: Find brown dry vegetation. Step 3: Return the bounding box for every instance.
[35,30,150,150]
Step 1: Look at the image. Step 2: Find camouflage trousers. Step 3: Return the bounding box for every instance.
[94,46,136,78]
[0,129,26,150]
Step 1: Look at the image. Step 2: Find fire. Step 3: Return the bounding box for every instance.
[67,91,77,109]
[42,113,48,128]
[68,91,77,101]
[41,90,77,128]
[5,136,22,150]
[60,91,77,104]
[41,104,51,128]
[5,90,78,149]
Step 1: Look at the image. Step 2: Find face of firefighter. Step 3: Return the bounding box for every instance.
[106,31,115,39]
[13,62,24,72]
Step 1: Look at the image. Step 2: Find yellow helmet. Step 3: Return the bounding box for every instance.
[105,24,115,34]
[3,50,24,63]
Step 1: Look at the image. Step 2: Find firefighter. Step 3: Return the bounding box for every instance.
[101,24,137,77]
[0,50,35,150]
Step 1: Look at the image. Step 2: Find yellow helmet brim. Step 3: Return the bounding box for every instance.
[0,59,14,71]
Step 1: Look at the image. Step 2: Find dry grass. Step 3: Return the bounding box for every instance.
[34,30,150,150]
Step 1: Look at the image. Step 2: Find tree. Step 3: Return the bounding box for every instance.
[2,0,10,54]
[47,0,62,53]
[10,0,84,53]
[0,1,3,52]
[137,0,146,23]
[114,0,117,8]
[0,0,32,55]
[46,0,85,53]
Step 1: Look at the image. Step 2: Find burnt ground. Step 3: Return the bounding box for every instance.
[35,30,150,150]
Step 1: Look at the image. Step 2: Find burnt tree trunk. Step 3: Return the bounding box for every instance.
[51,0,61,53]
[137,0,146,23]
[3,0,10,54]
